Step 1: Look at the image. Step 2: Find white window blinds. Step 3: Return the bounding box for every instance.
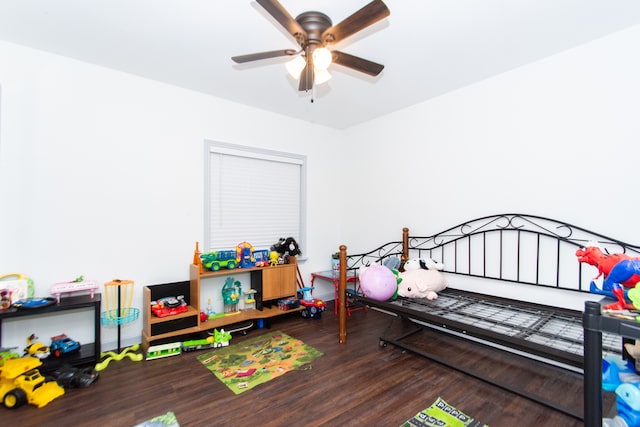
[205,141,306,254]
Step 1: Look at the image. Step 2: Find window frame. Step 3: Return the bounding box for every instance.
[203,140,307,258]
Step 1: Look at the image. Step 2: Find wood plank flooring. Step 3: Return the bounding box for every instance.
[2,303,609,427]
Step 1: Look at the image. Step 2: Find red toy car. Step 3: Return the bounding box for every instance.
[150,295,188,318]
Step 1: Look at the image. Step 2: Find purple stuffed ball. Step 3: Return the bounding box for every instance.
[359,264,397,301]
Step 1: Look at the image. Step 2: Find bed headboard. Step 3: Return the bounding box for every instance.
[339,213,640,294]
[337,213,640,344]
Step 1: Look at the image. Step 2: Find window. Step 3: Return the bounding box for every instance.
[204,140,306,256]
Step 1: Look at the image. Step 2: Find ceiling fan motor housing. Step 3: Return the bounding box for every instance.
[295,11,333,51]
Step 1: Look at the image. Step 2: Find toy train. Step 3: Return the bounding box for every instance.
[146,329,232,360]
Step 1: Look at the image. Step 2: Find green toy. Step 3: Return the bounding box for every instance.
[95,344,143,372]
[222,277,241,313]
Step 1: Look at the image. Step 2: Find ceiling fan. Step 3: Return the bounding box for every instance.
[231,0,390,92]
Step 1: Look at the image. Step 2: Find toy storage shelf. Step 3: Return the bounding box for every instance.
[583,299,640,427]
[141,259,299,349]
[0,294,101,372]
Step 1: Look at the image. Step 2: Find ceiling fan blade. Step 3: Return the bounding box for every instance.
[257,0,306,39]
[332,51,384,77]
[321,0,390,45]
[232,49,297,63]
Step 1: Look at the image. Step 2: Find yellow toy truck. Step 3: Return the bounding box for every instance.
[0,357,64,409]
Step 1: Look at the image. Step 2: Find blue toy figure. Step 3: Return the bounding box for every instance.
[592,260,640,300]
[603,355,640,392]
[605,260,640,293]
[236,241,255,269]
[299,286,314,302]
[615,382,640,427]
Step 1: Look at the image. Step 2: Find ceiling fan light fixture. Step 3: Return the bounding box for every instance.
[286,55,331,85]
[314,68,331,85]
[312,47,332,71]
[285,56,306,79]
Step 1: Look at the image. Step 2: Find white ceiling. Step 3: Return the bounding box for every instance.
[1,0,639,129]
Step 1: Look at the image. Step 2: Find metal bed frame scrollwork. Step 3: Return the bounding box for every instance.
[336,213,640,420]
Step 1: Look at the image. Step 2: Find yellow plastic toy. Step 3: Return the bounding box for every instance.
[269,251,280,266]
[24,334,50,359]
[0,357,64,408]
[95,344,143,372]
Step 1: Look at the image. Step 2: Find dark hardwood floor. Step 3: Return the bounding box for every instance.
[3,303,607,427]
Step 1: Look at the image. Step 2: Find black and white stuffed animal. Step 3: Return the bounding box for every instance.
[404,257,444,271]
[270,238,286,254]
[270,237,301,257]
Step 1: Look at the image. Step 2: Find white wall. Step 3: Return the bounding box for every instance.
[0,41,344,350]
[343,25,640,248]
[2,24,639,349]
[340,25,640,309]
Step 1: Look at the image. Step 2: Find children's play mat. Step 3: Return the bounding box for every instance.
[197,330,323,394]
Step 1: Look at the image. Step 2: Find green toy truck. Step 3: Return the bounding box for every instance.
[0,357,65,409]
[200,250,238,271]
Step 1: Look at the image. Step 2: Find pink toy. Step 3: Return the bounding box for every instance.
[51,278,99,303]
[359,264,397,301]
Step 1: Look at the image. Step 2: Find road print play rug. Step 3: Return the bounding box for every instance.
[401,397,489,427]
[197,330,323,394]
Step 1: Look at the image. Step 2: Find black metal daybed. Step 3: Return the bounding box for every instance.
[336,214,640,419]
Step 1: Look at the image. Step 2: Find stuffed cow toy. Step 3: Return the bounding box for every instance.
[397,258,447,300]
[404,257,444,271]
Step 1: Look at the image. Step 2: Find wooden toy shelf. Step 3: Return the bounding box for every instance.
[141,258,300,349]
